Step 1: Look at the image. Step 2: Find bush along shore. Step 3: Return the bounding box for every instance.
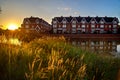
[0,37,120,80]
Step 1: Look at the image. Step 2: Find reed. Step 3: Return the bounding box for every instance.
[0,36,120,80]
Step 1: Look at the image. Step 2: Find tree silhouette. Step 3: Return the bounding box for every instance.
[0,7,1,14]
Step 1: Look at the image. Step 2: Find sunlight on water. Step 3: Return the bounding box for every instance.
[8,38,21,45]
[0,36,7,43]
[0,36,21,45]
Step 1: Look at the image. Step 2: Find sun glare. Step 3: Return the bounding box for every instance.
[8,24,18,30]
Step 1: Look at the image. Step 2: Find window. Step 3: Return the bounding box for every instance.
[91,29,95,33]
[112,47,116,50]
[72,21,76,28]
[91,42,94,46]
[63,20,66,28]
[25,25,29,28]
[32,26,34,29]
[78,25,80,28]
[87,25,89,28]
[72,41,76,45]
[72,29,76,33]
[109,25,111,28]
[100,46,103,49]
[82,25,85,28]
[91,24,95,28]
[53,29,57,33]
[53,24,57,28]
[100,41,103,45]
[82,29,85,32]
[91,21,95,24]
[81,21,85,24]
[113,25,117,28]
[77,30,81,33]
[100,29,104,33]
[36,19,39,24]
[59,25,61,28]
[63,21,66,24]
[63,25,66,28]
[105,25,108,29]
[113,21,117,24]
[113,29,117,33]
[96,25,99,28]
[53,21,57,24]
[62,29,66,33]
[25,22,29,24]
[100,21,104,24]
[81,41,86,45]
[72,24,76,28]
[100,25,104,28]
[112,41,116,45]
[72,21,76,24]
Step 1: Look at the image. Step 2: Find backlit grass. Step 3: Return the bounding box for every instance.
[0,36,120,80]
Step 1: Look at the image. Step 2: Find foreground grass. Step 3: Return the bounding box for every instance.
[0,37,120,80]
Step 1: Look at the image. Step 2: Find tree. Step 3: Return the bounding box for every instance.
[0,6,1,14]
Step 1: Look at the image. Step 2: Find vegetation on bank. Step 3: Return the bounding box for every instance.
[0,36,120,80]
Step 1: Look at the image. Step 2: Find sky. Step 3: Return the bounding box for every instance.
[0,0,120,29]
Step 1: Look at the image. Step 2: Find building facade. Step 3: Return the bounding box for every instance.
[21,16,51,33]
[52,16,119,34]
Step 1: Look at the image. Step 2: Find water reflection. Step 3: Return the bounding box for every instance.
[8,38,21,45]
[71,40,120,53]
[0,36,21,45]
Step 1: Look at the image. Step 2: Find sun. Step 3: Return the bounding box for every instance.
[8,24,18,30]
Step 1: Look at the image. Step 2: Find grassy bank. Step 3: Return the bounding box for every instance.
[0,37,120,80]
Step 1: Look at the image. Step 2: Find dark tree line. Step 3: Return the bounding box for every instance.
[0,6,2,13]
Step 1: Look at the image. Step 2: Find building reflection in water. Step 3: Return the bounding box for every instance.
[71,40,120,53]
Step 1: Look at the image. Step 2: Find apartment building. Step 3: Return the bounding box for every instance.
[21,16,51,33]
[52,16,119,34]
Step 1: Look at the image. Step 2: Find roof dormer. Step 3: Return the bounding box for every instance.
[71,17,78,23]
[52,18,58,24]
[36,19,40,24]
[81,17,86,24]
[90,17,97,24]
[24,18,30,24]
[99,18,105,24]
[112,17,119,24]
[62,17,67,24]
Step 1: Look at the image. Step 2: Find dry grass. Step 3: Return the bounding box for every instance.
[0,36,120,80]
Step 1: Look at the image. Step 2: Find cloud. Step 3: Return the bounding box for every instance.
[57,7,80,16]
[63,7,72,11]
[73,11,80,15]
[57,7,72,11]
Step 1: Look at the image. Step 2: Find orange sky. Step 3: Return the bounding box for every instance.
[0,0,120,29]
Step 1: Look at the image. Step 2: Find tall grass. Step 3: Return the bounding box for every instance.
[0,36,120,80]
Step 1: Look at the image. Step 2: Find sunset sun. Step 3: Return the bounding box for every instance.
[8,24,18,30]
